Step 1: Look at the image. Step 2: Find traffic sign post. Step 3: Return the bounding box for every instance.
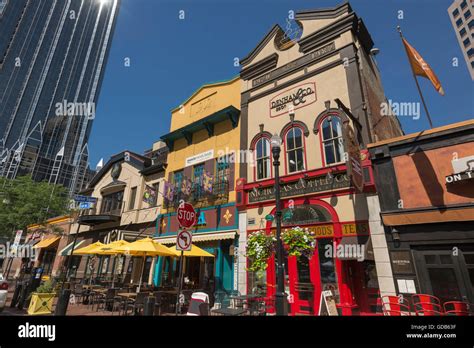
[175,202,196,315]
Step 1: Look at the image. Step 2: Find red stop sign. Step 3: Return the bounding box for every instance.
[177,202,197,228]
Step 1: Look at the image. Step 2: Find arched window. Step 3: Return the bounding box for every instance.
[255,137,271,180]
[321,116,344,165]
[285,127,305,173]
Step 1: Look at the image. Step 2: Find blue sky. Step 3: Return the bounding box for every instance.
[89,0,473,167]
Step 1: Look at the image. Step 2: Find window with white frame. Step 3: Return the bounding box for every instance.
[321,116,345,166]
[255,137,271,180]
[285,127,305,173]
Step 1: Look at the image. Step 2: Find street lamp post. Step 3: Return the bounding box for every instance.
[270,134,288,316]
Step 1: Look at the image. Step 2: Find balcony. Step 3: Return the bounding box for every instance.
[164,181,229,211]
[78,198,124,226]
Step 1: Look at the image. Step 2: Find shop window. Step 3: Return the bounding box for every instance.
[285,127,305,173]
[321,116,344,166]
[128,186,137,210]
[215,155,230,195]
[317,239,340,304]
[255,137,271,180]
[192,164,205,200]
[152,182,160,206]
[281,204,332,226]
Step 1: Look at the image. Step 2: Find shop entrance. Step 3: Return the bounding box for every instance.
[413,248,474,304]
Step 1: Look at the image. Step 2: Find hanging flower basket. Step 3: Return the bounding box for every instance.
[245,231,276,272]
[282,227,316,260]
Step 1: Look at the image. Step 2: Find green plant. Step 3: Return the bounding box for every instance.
[34,280,56,294]
[245,231,276,272]
[281,226,316,259]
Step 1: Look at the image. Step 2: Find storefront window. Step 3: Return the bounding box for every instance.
[321,116,344,165]
[248,266,267,296]
[317,238,339,303]
[256,137,271,180]
[285,127,305,173]
[281,204,332,226]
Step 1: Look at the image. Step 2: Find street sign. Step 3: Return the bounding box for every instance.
[176,229,192,251]
[78,202,93,210]
[177,202,197,229]
[74,195,98,203]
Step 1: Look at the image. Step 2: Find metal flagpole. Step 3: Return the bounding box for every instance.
[397,26,434,129]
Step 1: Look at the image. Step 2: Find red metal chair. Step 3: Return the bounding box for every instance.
[381,295,411,316]
[412,294,443,316]
[443,301,470,316]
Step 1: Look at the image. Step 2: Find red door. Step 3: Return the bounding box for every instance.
[288,254,320,315]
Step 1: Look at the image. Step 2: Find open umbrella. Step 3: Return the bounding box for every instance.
[165,244,214,258]
[94,240,130,287]
[72,242,105,255]
[115,238,175,292]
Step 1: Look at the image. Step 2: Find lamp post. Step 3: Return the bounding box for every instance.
[270,134,288,316]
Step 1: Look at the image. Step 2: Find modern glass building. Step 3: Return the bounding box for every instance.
[0,0,120,194]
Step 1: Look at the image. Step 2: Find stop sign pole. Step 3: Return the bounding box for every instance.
[175,201,197,315]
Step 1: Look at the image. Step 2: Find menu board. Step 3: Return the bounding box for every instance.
[319,290,339,316]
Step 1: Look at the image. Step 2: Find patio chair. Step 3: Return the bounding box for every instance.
[443,301,470,316]
[412,294,442,316]
[381,296,411,316]
[73,284,85,305]
[187,292,210,316]
[96,289,122,315]
[180,290,194,313]
[153,292,163,316]
[124,292,148,316]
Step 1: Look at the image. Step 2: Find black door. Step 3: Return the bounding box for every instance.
[413,249,474,304]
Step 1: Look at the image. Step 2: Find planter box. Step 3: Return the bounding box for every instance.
[27,293,56,315]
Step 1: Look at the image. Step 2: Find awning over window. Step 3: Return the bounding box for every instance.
[60,240,86,256]
[154,231,237,245]
[33,237,61,249]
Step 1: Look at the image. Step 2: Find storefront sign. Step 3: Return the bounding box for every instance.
[252,42,336,88]
[451,155,474,174]
[185,149,214,167]
[390,251,414,274]
[343,122,364,192]
[445,170,473,184]
[269,82,316,118]
[341,223,369,236]
[248,172,350,203]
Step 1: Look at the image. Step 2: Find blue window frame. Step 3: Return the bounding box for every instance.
[193,164,204,199]
[173,170,184,192]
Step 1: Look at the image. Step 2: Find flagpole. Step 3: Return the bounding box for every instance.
[397,26,434,129]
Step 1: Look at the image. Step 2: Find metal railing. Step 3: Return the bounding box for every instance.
[164,181,230,211]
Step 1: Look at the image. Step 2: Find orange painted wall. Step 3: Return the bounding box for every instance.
[393,143,474,209]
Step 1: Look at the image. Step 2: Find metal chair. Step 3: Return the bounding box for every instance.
[96,288,122,315]
[412,294,442,316]
[73,284,84,305]
[381,295,411,316]
[443,301,470,316]
[125,292,148,316]
[187,292,210,316]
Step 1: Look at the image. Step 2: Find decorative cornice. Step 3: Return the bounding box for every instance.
[240,25,283,67]
[295,2,352,20]
[240,53,279,81]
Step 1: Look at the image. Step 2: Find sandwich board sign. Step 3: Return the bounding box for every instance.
[318,290,339,316]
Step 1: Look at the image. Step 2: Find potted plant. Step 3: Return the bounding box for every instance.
[281,227,316,261]
[27,280,56,315]
[245,231,276,272]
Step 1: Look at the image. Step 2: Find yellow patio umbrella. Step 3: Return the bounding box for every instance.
[114,237,175,291]
[94,240,131,288]
[166,244,214,258]
[73,242,105,255]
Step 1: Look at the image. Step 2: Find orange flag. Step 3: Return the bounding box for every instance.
[402,38,444,95]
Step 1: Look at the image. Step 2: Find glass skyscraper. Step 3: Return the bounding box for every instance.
[0,0,120,194]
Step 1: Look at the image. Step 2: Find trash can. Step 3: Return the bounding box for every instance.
[0,290,7,313]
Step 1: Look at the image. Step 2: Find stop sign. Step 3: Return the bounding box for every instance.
[177,202,197,229]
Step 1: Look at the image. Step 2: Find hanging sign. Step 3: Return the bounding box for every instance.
[342,121,364,192]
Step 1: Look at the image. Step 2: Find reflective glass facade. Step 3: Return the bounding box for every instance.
[0,0,119,194]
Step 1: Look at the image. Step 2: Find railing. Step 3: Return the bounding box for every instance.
[164,181,230,211]
[80,198,125,217]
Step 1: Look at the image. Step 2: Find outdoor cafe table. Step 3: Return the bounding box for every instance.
[211,307,247,316]
[117,293,138,315]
